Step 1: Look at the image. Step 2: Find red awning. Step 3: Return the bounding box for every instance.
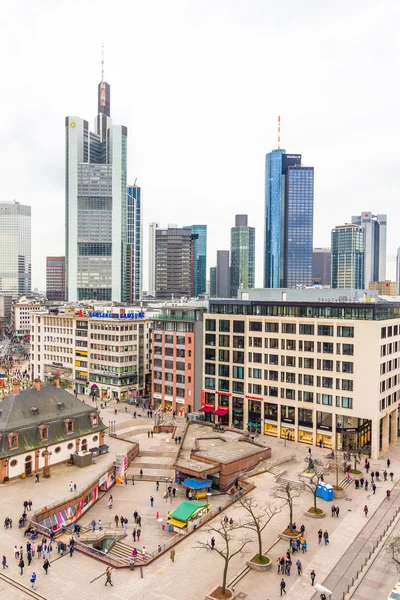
[213,408,229,416]
[200,406,214,413]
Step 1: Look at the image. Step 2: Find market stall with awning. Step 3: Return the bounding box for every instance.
[213,407,229,416]
[182,478,212,500]
[167,500,210,533]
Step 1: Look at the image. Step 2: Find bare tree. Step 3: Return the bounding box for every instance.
[235,496,281,561]
[196,520,252,595]
[300,471,326,513]
[274,481,301,532]
[386,536,400,569]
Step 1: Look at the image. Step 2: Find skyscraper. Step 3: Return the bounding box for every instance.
[148,222,159,297]
[185,225,207,297]
[46,256,65,301]
[209,267,217,298]
[351,212,387,286]
[216,250,230,298]
[154,226,196,299]
[126,184,142,302]
[331,224,364,289]
[65,66,127,302]
[312,248,331,286]
[0,201,31,295]
[264,150,314,288]
[230,215,255,296]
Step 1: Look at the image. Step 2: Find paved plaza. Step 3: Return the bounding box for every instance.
[1,408,400,599]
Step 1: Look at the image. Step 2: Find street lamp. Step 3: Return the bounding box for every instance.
[43,446,53,478]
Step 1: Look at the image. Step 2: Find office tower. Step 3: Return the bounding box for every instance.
[0,201,31,295]
[210,267,217,298]
[397,248,400,295]
[65,66,127,302]
[230,215,255,296]
[264,150,314,288]
[331,224,364,289]
[216,250,230,298]
[154,226,195,299]
[46,256,65,301]
[351,212,387,286]
[185,225,207,297]
[312,248,331,286]
[148,222,159,297]
[126,184,142,302]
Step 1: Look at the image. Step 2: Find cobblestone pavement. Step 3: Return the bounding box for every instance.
[1,424,400,599]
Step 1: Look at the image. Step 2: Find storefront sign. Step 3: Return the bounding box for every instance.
[215,391,231,397]
[99,473,108,486]
[154,393,161,399]
[175,398,185,404]
[89,312,145,319]
[52,361,63,367]
[318,425,331,430]
[201,390,205,405]
[245,395,263,401]
[282,418,294,423]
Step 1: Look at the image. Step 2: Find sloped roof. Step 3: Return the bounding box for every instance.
[169,501,209,523]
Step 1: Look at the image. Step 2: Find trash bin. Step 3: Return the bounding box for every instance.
[129,560,135,571]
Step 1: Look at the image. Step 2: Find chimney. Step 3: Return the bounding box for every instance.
[34,378,41,391]
[13,381,20,395]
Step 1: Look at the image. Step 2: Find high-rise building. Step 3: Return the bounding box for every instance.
[312,248,331,286]
[351,212,387,286]
[46,256,65,301]
[148,222,159,297]
[368,281,397,296]
[0,201,31,295]
[216,250,230,298]
[209,267,217,298]
[185,225,207,297]
[126,185,142,302]
[65,68,127,302]
[230,215,255,296]
[154,226,195,299]
[264,150,314,288]
[331,224,364,289]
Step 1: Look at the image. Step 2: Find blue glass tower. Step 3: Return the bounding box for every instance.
[185,224,207,297]
[264,150,314,288]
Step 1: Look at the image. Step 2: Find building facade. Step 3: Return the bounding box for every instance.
[230,215,255,297]
[216,251,230,298]
[12,302,43,336]
[30,308,151,401]
[0,379,105,481]
[126,185,142,302]
[0,201,31,295]
[148,222,159,297]
[201,289,400,459]
[368,281,398,296]
[154,227,195,299]
[331,224,364,289]
[351,212,387,286]
[264,151,314,288]
[186,225,207,297]
[312,248,331,286]
[151,303,206,415]
[46,256,66,302]
[65,75,127,302]
[209,267,217,298]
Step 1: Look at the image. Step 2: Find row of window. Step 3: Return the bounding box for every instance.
[381,325,400,338]
[206,319,354,337]
[205,375,353,392]
[381,342,399,357]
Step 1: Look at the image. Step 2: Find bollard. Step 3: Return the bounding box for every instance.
[140,567,143,579]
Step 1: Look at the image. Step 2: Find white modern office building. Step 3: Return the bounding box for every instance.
[0,201,31,295]
[65,72,127,302]
[201,288,400,459]
[148,222,159,297]
[351,212,387,287]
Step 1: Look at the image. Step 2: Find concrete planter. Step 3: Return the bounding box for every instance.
[304,508,325,519]
[333,488,346,499]
[205,585,234,600]
[247,555,272,571]
[278,530,301,541]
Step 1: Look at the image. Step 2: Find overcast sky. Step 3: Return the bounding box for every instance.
[2,0,399,291]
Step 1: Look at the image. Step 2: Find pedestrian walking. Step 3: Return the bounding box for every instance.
[137,528,141,541]
[132,529,136,542]
[387,489,391,500]
[140,469,143,478]
[43,559,50,575]
[69,481,73,492]
[170,548,175,563]
[372,483,376,494]
[296,559,302,575]
[387,459,391,468]
[114,515,119,527]
[99,519,103,531]
[150,496,154,507]
[211,536,215,549]
[2,555,8,569]
[331,505,336,517]
[156,481,159,491]
[18,558,24,575]
[364,505,368,517]
[35,473,39,483]
[296,538,301,551]
[365,480,368,491]
[48,544,52,560]
[323,530,329,545]
[280,578,287,596]
[318,529,323,544]
[91,519,96,532]
[105,567,113,586]
[302,540,307,553]
[131,475,135,485]
[335,506,340,518]
[311,569,316,586]
[28,500,32,511]
[30,572,37,590]
[383,470,388,481]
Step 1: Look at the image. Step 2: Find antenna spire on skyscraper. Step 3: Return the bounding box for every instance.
[101,43,104,83]
[278,115,281,149]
